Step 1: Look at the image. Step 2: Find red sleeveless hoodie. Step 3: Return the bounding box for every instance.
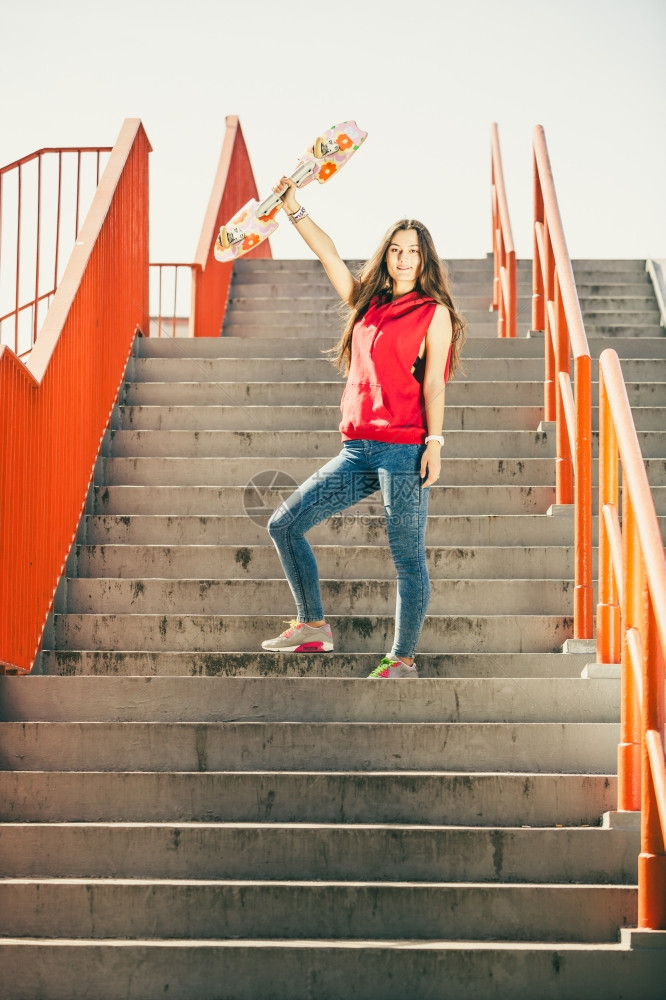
[339,291,451,444]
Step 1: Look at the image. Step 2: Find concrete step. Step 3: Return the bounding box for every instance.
[124,357,666,382]
[220,309,663,334]
[580,311,661,326]
[0,821,638,883]
[113,402,665,432]
[83,513,579,546]
[92,483,560,515]
[98,457,565,488]
[1,939,663,1000]
[36,649,593,679]
[0,877,638,940]
[0,677,619,724]
[73,543,581,580]
[80,512,664,550]
[121,379,665,408]
[107,429,558,460]
[0,720,617,772]
[135,334,666,360]
[114,403,547,432]
[571,259,649,275]
[581,323,664,338]
[106,428,666,461]
[577,289,658,303]
[64,576,580,616]
[89,482,666,517]
[230,257,645,276]
[100,455,666,489]
[47,612,574,654]
[222,320,665,339]
[0,770,617,825]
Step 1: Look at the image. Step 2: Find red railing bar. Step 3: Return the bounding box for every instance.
[627,627,644,706]
[150,261,197,267]
[33,156,43,345]
[0,174,3,290]
[558,371,576,473]
[1,291,57,325]
[647,730,666,834]
[602,503,624,605]
[598,377,621,664]
[172,268,178,338]
[54,154,63,294]
[14,164,22,353]
[0,147,112,177]
[75,151,82,238]
[157,265,163,337]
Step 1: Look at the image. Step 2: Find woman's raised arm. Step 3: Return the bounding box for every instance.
[275,176,359,307]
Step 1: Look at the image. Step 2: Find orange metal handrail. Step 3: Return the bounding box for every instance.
[0,146,112,355]
[490,124,517,338]
[597,349,666,930]
[191,115,270,337]
[0,119,151,673]
[532,125,593,638]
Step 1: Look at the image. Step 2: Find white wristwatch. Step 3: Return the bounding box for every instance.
[425,435,444,446]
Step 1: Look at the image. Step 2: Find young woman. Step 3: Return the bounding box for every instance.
[261,176,465,678]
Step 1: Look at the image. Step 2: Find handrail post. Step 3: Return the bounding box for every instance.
[619,490,643,811]
[639,596,666,927]
[597,366,621,663]
[573,353,593,636]
[554,275,573,504]
[532,148,544,335]
[490,124,517,338]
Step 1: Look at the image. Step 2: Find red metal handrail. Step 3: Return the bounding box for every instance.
[597,349,666,930]
[0,119,151,673]
[149,262,196,337]
[146,117,268,339]
[191,115,270,337]
[490,124,517,337]
[0,146,112,356]
[532,125,593,638]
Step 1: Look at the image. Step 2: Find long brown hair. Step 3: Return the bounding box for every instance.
[327,219,466,377]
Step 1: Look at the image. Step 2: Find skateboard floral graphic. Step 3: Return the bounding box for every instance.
[214,121,367,262]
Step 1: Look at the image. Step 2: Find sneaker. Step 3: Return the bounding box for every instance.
[262,619,334,652]
[368,655,418,679]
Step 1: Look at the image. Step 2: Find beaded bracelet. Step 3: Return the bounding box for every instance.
[288,206,308,225]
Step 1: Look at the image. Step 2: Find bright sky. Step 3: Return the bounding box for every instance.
[2,0,665,264]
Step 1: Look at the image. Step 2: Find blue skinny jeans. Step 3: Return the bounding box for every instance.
[267,439,430,659]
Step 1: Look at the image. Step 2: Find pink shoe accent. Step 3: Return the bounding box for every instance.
[294,641,325,652]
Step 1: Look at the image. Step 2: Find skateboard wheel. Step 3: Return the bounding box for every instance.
[314,136,340,159]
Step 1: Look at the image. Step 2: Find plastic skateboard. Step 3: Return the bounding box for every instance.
[214,120,367,262]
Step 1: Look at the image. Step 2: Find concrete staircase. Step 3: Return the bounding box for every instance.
[1,256,665,998]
